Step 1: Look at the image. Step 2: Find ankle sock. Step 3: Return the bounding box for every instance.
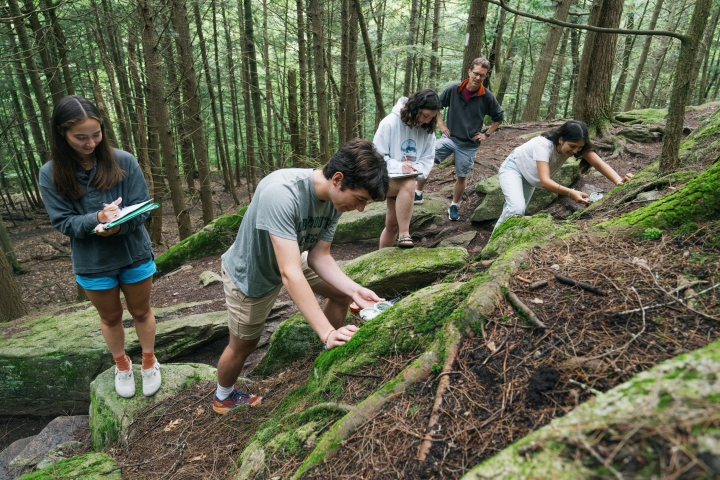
[451,202,458,206]
[415,190,422,195]
[216,383,234,401]
[142,352,157,370]
[114,353,131,372]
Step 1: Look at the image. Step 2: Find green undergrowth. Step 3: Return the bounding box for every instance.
[236,275,491,474]
[154,206,247,274]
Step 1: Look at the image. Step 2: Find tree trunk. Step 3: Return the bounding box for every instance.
[403,0,420,96]
[521,0,573,122]
[42,0,74,94]
[91,73,119,148]
[545,28,569,120]
[7,0,52,144]
[296,0,308,164]
[288,69,302,163]
[0,215,23,273]
[138,0,193,240]
[572,0,624,136]
[235,2,258,196]
[691,3,720,104]
[461,0,489,78]
[222,5,244,185]
[624,0,664,111]
[427,0,442,89]
[308,0,329,163]
[494,6,518,98]
[171,0,213,224]
[511,54,526,123]
[339,0,359,145]
[261,0,276,170]
[241,0,270,173]
[126,30,156,238]
[353,0,386,124]
[659,0,713,173]
[23,2,63,106]
[213,1,236,188]
[0,249,27,322]
[611,13,634,112]
[487,7,506,90]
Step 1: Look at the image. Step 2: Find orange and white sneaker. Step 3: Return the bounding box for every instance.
[213,389,264,414]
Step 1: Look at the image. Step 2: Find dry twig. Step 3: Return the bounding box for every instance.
[506,290,548,329]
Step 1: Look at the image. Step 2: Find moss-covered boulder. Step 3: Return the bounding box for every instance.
[252,314,321,377]
[342,246,468,295]
[617,126,663,142]
[471,160,580,222]
[679,104,720,164]
[0,302,226,416]
[462,338,720,479]
[600,158,720,232]
[482,214,578,259]
[17,452,121,479]
[614,108,667,125]
[155,206,247,274]
[334,195,446,244]
[89,363,216,449]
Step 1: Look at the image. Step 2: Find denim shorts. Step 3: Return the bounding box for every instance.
[76,259,156,290]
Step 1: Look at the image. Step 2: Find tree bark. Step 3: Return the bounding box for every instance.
[403,0,420,96]
[488,7,506,90]
[624,0,664,111]
[42,0,74,94]
[691,3,720,104]
[0,215,23,273]
[213,1,236,189]
[138,0,193,240]
[308,0,329,163]
[339,0,359,145]
[288,69,301,163]
[521,0,573,122]
[91,72,119,148]
[353,0,386,124]
[659,0,712,173]
[572,0,624,136]
[23,1,63,106]
[0,248,27,322]
[235,1,258,196]
[611,13,634,112]
[171,0,214,224]
[545,28,569,120]
[295,0,308,164]
[461,0,489,78]
[260,0,276,170]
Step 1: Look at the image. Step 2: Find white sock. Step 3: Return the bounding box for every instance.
[216,383,234,400]
[415,190,423,195]
[451,202,458,206]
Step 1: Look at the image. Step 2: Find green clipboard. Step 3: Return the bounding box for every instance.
[90,202,159,234]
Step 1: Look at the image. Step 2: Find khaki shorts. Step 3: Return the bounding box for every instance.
[221,251,322,340]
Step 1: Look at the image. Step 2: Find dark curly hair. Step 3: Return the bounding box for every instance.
[400,89,441,134]
[542,120,595,173]
[323,138,388,201]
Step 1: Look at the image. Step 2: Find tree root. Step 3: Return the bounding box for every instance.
[506,290,548,328]
[292,348,440,479]
[417,327,462,461]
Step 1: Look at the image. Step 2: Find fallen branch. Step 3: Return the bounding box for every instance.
[417,334,462,461]
[554,273,607,296]
[528,280,548,290]
[515,275,533,284]
[618,282,720,315]
[667,280,708,296]
[506,290,548,329]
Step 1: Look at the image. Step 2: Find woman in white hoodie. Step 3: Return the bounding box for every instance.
[373,89,440,248]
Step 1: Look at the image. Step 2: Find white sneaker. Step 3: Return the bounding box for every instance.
[142,361,162,397]
[115,359,135,398]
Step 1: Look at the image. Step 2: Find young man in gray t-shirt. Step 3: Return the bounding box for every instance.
[213,139,389,414]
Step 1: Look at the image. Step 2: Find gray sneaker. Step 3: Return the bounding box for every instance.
[414,192,424,205]
[448,204,460,221]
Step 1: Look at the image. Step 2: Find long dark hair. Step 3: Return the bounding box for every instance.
[50,95,124,199]
[542,120,593,157]
[400,89,441,134]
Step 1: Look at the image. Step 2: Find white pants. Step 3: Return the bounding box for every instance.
[493,154,536,232]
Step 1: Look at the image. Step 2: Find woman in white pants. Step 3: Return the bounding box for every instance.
[494,120,632,232]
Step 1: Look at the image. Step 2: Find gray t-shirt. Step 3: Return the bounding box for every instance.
[512,136,570,188]
[221,169,342,297]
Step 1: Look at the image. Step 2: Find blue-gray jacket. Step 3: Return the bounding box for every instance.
[38,149,153,276]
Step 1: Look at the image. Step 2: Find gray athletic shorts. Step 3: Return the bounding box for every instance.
[435,135,478,177]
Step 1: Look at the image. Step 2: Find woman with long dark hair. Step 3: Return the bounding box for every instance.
[373,89,440,248]
[494,120,633,231]
[39,95,161,398]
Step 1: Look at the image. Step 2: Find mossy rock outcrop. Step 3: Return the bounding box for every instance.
[482,214,578,259]
[252,314,322,377]
[0,302,226,416]
[155,206,247,274]
[471,160,580,223]
[614,108,667,125]
[342,246,468,295]
[89,363,216,450]
[334,195,446,244]
[18,452,121,479]
[679,104,720,164]
[462,338,720,479]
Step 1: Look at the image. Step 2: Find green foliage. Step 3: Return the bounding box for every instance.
[642,228,664,240]
[430,363,442,375]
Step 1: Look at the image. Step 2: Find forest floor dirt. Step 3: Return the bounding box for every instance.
[3,107,719,477]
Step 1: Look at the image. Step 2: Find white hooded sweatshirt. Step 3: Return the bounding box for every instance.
[372,97,436,179]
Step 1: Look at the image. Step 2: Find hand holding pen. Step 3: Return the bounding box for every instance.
[98,197,122,223]
[401,155,417,174]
